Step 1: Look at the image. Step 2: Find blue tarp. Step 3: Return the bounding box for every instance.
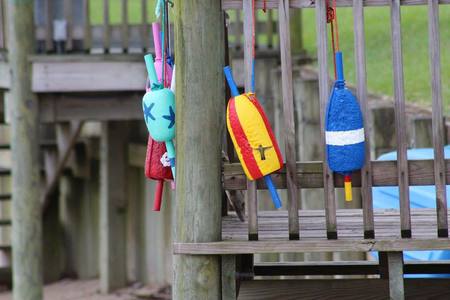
[372,146,450,277]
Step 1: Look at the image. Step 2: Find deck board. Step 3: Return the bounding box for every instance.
[222,209,447,241]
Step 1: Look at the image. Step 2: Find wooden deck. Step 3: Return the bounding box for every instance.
[174,209,450,254]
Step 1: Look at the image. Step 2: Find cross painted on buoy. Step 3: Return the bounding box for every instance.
[254,145,272,160]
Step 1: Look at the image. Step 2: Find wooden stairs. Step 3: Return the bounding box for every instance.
[0,95,84,286]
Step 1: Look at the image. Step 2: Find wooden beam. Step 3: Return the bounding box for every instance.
[174,238,450,255]
[7,0,43,299]
[173,1,225,299]
[41,121,83,212]
[221,0,450,10]
[39,93,142,122]
[99,121,127,293]
[223,159,450,189]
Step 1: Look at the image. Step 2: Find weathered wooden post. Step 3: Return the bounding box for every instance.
[7,0,43,299]
[173,1,224,299]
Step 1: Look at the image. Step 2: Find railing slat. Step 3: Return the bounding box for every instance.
[141,0,149,51]
[121,0,129,52]
[428,0,448,237]
[83,0,91,52]
[235,9,242,49]
[243,0,258,240]
[0,0,5,49]
[353,0,374,239]
[45,0,53,52]
[278,0,299,240]
[103,0,110,53]
[64,0,73,51]
[390,0,411,238]
[315,0,337,239]
[266,10,274,49]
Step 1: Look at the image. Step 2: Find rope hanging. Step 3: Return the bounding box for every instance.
[326,0,340,80]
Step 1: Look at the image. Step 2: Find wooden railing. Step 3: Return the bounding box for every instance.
[221,0,450,242]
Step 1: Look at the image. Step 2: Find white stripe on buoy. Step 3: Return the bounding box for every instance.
[326,128,365,146]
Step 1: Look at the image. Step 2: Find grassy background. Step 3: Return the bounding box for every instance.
[301,6,450,112]
[90,2,449,112]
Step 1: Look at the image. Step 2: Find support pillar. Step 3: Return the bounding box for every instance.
[7,0,42,299]
[100,121,128,293]
[173,1,225,299]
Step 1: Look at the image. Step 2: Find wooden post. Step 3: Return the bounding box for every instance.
[100,121,127,293]
[173,0,224,299]
[387,252,405,300]
[7,0,43,299]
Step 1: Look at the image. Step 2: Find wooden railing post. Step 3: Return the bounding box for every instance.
[7,0,43,299]
[173,0,225,299]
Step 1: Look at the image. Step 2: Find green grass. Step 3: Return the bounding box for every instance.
[301,6,450,112]
[90,3,450,112]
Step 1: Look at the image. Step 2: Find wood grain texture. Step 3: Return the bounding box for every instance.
[278,0,299,239]
[220,209,450,242]
[173,1,225,299]
[99,121,127,293]
[390,0,411,238]
[223,160,450,189]
[427,0,448,237]
[387,252,405,299]
[7,0,43,298]
[175,237,450,255]
[221,0,450,9]
[243,0,259,241]
[353,0,374,239]
[315,0,336,239]
[237,279,450,300]
[0,0,5,49]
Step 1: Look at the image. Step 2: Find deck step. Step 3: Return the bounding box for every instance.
[238,279,450,300]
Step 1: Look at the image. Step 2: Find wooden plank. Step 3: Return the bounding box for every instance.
[0,61,10,89]
[315,0,336,239]
[237,279,450,300]
[172,1,224,299]
[141,0,149,51]
[39,93,143,122]
[45,0,53,51]
[221,0,450,9]
[174,238,450,255]
[32,60,147,92]
[390,0,411,238]
[223,159,450,189]
[278,0,299,240]
[64,0,73,51]
[99,121,127,293]
[7,0,43,298]
[222,255,237,300]
[0,0,5,49]
[387,252,405,299]
[353,0,374,239]
[121,0,129,52]
[243,0,258,241]
[83,0,91,51]
[103,0,110,52]
[428,0,448,238]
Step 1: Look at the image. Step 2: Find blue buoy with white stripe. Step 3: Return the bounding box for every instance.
[325,51,365,201]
